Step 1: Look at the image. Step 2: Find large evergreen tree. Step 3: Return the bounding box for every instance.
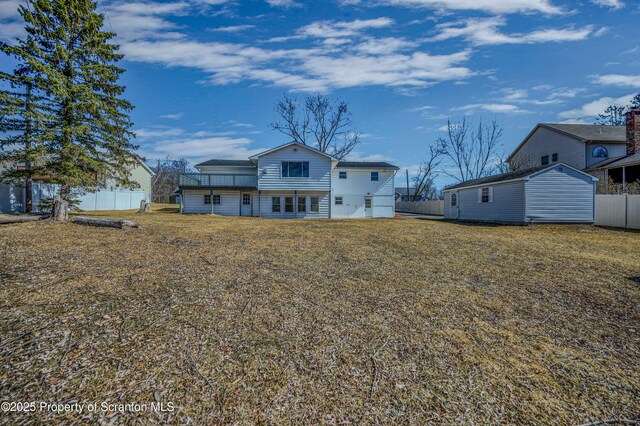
[0,0,138,201]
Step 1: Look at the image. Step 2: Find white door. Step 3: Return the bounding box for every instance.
[451,192,459,219]
[364,196,373,217]
[241,193,252,216]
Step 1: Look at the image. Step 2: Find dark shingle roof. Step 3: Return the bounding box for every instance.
[541,124,626,142]
[336,161,399,170]
[445,164,551,190]
[598,152,640,168]
[195,159,255,167]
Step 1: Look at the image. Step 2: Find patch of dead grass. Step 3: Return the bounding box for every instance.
[0,205,638,424]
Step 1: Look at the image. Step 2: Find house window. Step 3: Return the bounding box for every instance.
[481,187,490,203]
[213,195,221,205]
[339,171,347,179]
[272,197,281,212]
[541,155,549,165]
[285,196,294,212]
[297,196,306,212]
[335,196,343,205]
[281,161,309,178]
[204,194,211,205]
[552,153,558,162]
[451,193,457,206]
[371,172,379,181]
[242,193,251,205]
[310,197,319,213]
[592,146,608,158]
[364,197,372,208]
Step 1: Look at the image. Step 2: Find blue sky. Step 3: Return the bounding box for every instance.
[1,0,640,187]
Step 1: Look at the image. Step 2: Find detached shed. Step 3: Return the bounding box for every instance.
[443,163,598,224]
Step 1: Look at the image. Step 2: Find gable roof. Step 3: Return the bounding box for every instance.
[336,161,399,170]
[444,163,597,191]
[195,159,255,168]
[595,152,640,169]
[508,123,626,162]
[249,141,339,161]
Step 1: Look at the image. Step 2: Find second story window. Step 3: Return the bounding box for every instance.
[371,172,379,181]
[552,153,558,162]
[592,146,608,158]
[339,171,347,179]
[282,161,309,178]
[541,155,549,165]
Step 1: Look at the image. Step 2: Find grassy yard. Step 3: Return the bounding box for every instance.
[1,205,638,424]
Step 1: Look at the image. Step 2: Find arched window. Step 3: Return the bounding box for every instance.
[592,146,608,158]
[451,193,457,206]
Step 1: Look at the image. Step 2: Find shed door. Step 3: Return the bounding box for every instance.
[451,192,459,219]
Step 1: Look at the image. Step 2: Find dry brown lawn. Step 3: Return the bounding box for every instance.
[0,205,639,424]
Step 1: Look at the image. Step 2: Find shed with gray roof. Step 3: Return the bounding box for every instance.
[443,163,598,224]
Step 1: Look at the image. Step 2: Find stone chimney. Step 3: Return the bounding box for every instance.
[627,107,640,156]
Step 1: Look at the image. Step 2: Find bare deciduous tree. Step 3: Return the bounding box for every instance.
[437,117,503,182]
[412,145,442,200]
[496,152,534,173]
[271,94,360,160]
[152,157,188,203]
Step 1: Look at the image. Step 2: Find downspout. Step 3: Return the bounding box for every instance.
[239,190,242,216]
[258,190,261,218]
[294,190,297,218]
[210,189,214,215]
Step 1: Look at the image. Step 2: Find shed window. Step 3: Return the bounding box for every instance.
[371,172,379,181]
[592,146,608,158]
[541,155,549,165]
[478,187,493,203]
[339,171,347,179]
[204,194,211,205]
[451,193,457,206]
[282,161,309,178]
[335,196,343,205]
[213,195,221,205]
[272,197,281,212]
[552,153,558,162]
[298,196,307,212]
[310,197,319,213]
[284,196,294,212]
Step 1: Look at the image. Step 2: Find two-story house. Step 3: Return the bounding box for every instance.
[507,107,640,189]
[177,141,399,218]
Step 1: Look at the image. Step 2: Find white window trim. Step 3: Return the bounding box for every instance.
[478,187,494,203]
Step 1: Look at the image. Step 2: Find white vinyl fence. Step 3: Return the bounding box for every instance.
[1,182,149,213]
[395,200,444,216]
[595,194,640,230]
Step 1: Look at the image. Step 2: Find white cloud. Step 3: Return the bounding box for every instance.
[427,17,593,46]
[345,151,391,162]
[592,74,640,88]
[591,0,624,9]
[159,113,184,119]
[452,103,527,114]
[558,93,636,122]
[209,25,255,32]
[297,17,394,39]
[499,88,561,105]
[377,0,563,14]
[265,0,299,7]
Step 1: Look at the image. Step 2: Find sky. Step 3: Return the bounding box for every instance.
[1,0,639,188]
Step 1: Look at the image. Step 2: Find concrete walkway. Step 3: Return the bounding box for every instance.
[397,212,444,220]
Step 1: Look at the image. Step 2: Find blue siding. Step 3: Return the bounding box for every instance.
[525,166,595,223]
[448,181,525,223]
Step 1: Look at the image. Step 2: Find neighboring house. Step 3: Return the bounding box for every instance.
[443,163,598,224]
[507,108,640,189]
[0,157,154,213]
[177,141,398,218]
[395,187,417,202]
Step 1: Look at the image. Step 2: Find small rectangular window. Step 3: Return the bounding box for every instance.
[541,155,549,165]
[481,187,490,203]
[339,171,347,179]
[285,196,294,212]
[213,195,221,205]
[310,197,319,213]
[297,196,306,212]
[371,172,379,181]
[335,196,343,205]
[204,194,211,205]
[552,153,558,162]
[242,193,251,205]
[272,196,281,212]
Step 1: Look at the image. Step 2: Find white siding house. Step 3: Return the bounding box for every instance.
[444,163,598,224]
[178,141,398,218]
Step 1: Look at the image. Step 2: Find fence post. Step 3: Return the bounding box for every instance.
[625,193,628,229]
